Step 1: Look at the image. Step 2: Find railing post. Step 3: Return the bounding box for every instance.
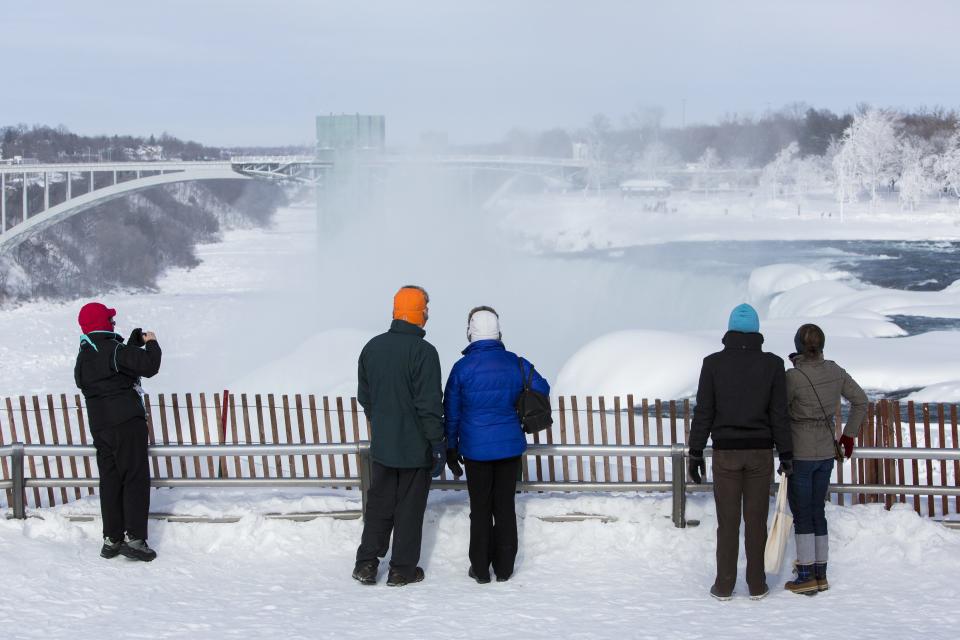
[358,441,372,517]
[11,442,26,519]
[671,443,687,528]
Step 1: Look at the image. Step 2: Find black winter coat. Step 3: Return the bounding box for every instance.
[688,331,792,458]
[74,332,162,431]
[358,320,444,468]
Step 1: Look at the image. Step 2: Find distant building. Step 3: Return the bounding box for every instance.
[619,178,672,197]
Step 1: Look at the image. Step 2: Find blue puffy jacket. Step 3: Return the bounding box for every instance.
[443,340,551,462]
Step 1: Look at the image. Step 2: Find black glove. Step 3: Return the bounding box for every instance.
[431,440,446,478]
[127,327,145,348]
[688,449,706,484]
[778,457,794,477]
[446,448,464,478]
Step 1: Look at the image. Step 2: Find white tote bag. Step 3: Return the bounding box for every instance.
[764,474,793,574]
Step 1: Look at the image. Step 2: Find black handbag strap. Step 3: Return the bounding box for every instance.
[795,366,837,439]
[517,357,534,391]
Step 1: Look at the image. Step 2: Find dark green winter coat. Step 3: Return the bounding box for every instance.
[358,320,444,468]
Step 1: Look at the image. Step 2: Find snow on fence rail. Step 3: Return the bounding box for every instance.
[0,394,958,518]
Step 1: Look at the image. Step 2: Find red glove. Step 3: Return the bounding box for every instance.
[839,435,855,458]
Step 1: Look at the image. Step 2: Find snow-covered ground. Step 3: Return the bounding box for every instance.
[0,490,957,639]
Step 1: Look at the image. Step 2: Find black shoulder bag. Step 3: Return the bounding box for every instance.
[795,367,845,462]
[515,358,553,434]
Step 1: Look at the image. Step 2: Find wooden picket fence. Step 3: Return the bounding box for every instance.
[1,394,958,517]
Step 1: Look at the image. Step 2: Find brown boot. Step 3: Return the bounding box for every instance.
[814,562,829,592]
[784,564,819,595]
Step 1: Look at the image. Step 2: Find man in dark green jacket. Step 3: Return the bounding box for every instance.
[353,285,445,587]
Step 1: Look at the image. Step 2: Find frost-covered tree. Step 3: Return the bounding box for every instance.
[831,138,858,222]
[836,108,901,210]
[635,141,679,178]
[935,130,960,211]
[759,141,799,199]
[898,137,936,211]
[695,147,720,193]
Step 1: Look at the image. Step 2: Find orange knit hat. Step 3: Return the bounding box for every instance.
[393,286,429,326]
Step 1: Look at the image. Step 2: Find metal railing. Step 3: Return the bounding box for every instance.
[1,443,958,529]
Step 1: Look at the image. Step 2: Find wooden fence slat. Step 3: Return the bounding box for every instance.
[200,391,218,478]
[296,395,309,478]
[254,395,269,477]
[558,396,569,482]
[683,398,691,445]
[585,396,596,482]
[627,395,638,483]
[171,394,189,478]
[613,396,624,483]
[157,394,174,479]
[938,403,948,516]
[532,427,543,482]
[883,400,895,509]
[655,399,665,481]
[0,400,12,505]
[350,398,362,485]
[571,396,583,482]
[229,393,241,478]
[908,401,920,514]
[923,403,934,516]
[599,396,610,482]
[893,400,905,505]
[75,394,95,495]
[185,394,202,479]
[283,395,296,477]
[952,404,959,515]
[641,398,651,482]
[323,397,337,485]
[268,394,283,477]
[60,393,83,504]
[32,396,56,506]
[20,397,42,506]
[545,414,556,482]
[336,397,350,481]
[241,394,256,478]
[45,395,68,504]
[309,395,323,479]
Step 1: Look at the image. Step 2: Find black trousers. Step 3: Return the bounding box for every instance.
[356,461,431,579]
[465,456,521,580]
[711,449,773,596]
[92,417,151,541]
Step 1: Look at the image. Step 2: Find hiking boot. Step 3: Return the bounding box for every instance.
[352,561,378,585]
[468,567,491,584]
[785,564,818,595]
[814,562,829,592]
[100,536,122,559]
[749,585,770,601]
[709,585,734,601]
[495,573,511,583]
[386,567,425,587]
[119,538,157,562]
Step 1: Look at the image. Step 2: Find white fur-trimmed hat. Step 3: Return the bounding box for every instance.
[468,307,501,342]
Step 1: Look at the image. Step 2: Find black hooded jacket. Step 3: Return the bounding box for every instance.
[74,332,162,431]
[688,331,792,458]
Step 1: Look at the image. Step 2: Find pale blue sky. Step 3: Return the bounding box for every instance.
[3,0,958,146]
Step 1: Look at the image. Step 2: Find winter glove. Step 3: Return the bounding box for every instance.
[839,435,855,459]
[431,440,446,478]
[778,458,794,477]
[127,327,145,348]
[688,449,706,484]
[446,448,464,478]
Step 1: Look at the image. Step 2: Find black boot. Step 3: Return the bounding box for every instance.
[100,536,122,559]
[352,560,378,585]
[815,562,829,592]
[119,537,157,562]
[469,567,491,584]
[386,567,425,587]
[784,564,818,595]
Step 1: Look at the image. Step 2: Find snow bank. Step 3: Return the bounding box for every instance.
[747,263,847,303]
[555,330,715,398]
[1,492,957,639]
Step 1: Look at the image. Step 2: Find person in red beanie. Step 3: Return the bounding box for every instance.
[74,302,162,562]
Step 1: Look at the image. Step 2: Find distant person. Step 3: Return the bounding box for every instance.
[783,323,866,594]
[688,303,793,601]
[353,285,445,587]
[443,306,550,584]
[74,302,162,562]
